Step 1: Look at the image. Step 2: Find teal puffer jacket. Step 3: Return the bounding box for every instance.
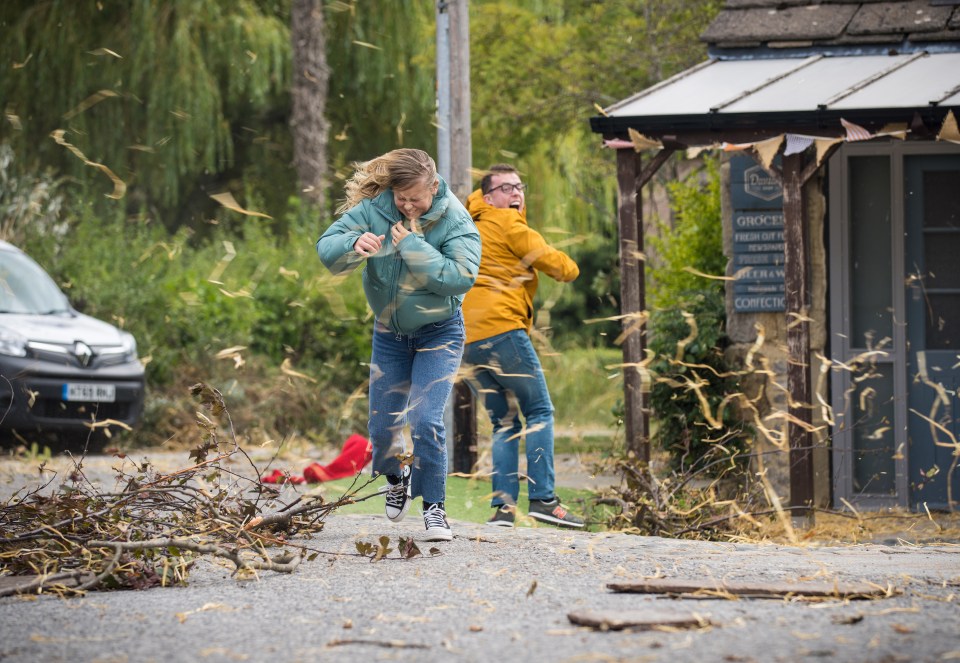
[316,176,481,336]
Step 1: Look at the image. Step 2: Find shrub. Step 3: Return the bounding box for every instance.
[647,156,749,473]
[19,196,372,446]
[648,290,748,473]
[546,234,621,348]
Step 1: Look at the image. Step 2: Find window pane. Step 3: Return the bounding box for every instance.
[924,233,960,290]
[851,365,897,496]
[921,168,960,349]
[922,170,960,229]
[850,156,892,344]
[925,294,960,350]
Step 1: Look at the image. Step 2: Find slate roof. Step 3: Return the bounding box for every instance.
[702,0,960,53]
[588,0,960,140]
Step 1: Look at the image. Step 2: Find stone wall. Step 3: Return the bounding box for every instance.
[721,155,832,508]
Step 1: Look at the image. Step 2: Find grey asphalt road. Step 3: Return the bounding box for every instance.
[1,454,959,662]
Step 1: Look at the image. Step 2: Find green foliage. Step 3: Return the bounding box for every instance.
[649,156,724,309]
[8,195,360,447]
[0,0,292,225]
[646,157,748,473]
[1,0,726,447]
[648,290,746,473]
[470,0,722,166]
[541,346,623,432]
[324,474,602,530]
[513,127,622,346]
[19,192,371,443]
[324,1,437,172]
[466,1,722,345]
[0,143,67,247]
[545,234,621,348]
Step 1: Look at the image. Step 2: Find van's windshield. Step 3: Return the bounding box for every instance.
[0,249,71,315]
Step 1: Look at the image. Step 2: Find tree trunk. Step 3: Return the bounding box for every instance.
[290,0,330,208]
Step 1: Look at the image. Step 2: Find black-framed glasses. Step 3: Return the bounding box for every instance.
[487,183,526,194]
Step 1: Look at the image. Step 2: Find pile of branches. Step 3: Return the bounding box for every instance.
[0,383,373,597]
[593,445,782,540]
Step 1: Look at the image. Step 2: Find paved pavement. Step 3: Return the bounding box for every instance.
[1,453,959,662]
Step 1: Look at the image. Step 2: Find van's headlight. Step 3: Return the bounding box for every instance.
[0,327,27,357]
[120,331,139,361]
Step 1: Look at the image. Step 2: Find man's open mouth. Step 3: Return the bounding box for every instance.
[509,202,521,209]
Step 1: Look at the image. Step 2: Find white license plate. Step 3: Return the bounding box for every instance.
[63,383,116,403]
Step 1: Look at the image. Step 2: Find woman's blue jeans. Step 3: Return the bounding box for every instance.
[368,312,464,504]
[463,329,555,506]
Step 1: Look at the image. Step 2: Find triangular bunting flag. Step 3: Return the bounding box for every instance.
[814,137,844,166]
[753,135,784,170]
[937,110,960,145]
[841,118,873,142]
[784,134,815,156]
[686,144,720,159]
[628,127,663,152]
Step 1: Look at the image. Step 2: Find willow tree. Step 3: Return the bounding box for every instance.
[0,1,292,229]
[323,1,437,181]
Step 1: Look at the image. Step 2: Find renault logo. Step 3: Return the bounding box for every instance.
[74,341,94,367]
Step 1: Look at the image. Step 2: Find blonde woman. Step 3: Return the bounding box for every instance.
[317,149,481,542]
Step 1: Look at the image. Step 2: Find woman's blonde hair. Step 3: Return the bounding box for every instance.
[337,148,438,214]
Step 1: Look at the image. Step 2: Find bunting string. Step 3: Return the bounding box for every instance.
[602,112,960,163]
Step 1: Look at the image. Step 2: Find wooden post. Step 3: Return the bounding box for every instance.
[452,377,476,472]
[616,148,649,464]
[446,0,472,198]
[437,0,477,473]
[782,152,814,516]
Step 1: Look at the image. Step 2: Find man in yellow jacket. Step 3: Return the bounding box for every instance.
[462,164,584,528]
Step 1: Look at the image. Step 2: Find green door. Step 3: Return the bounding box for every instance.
[905,154,960,510]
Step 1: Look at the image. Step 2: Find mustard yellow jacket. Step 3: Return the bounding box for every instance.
[462,189,579,344]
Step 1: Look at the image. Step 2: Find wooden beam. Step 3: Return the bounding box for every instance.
[637,148,675,189]
[607,578,896,600]
[616,148,650,464]
[782,152,814,514]
[568,610,707,631]
[800,142,842,184]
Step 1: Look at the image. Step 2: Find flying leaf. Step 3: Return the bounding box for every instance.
[215,346,247,359]
[50,129,126,199]
[281,358,317,383]
[63,89,119,120]
[209,192,272,219]
[82,418,132,431]
[87,47,122,58]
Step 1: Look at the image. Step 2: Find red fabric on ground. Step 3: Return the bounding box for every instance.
[302,462,331,483]
[303,433,372,483]
[260,468,305,484]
